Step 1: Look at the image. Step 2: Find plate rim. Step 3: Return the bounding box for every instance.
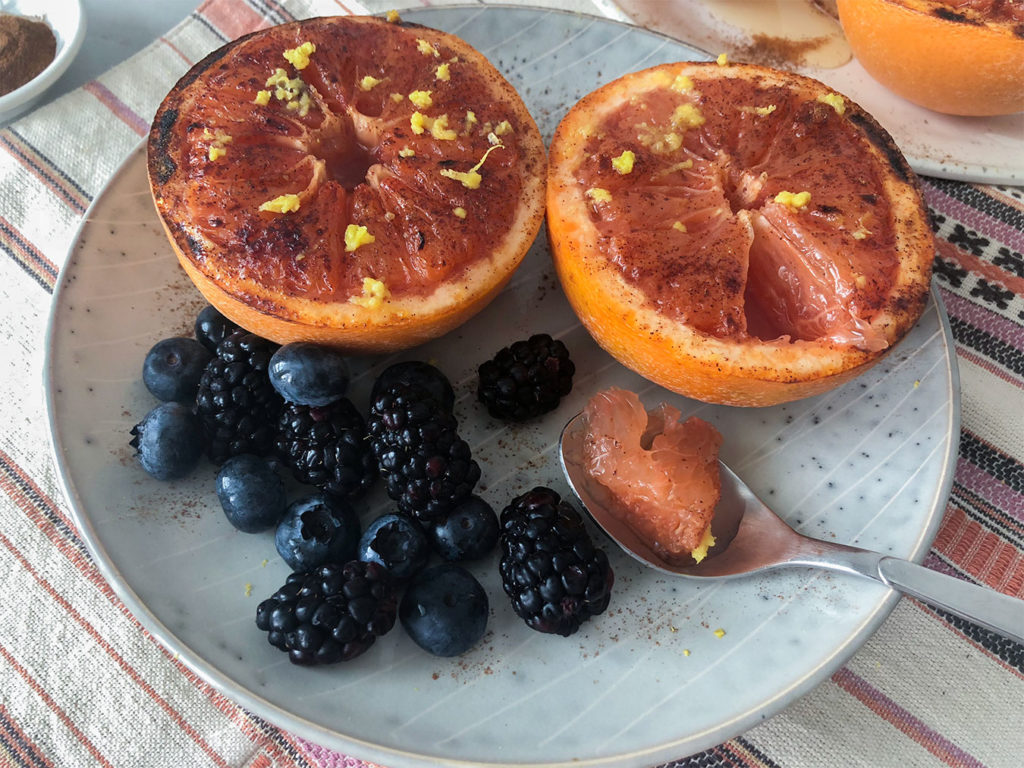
[42,6,963,766]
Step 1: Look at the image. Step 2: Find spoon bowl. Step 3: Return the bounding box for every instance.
[559,411,1024,642]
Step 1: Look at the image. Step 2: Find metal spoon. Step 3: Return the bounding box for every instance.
[559,412,1024,644]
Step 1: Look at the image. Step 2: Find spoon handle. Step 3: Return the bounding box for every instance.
[876,557,1024,644]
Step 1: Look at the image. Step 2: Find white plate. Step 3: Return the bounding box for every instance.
[596,0,1024,185]
[45,7,959,768]
[0,0,86,124]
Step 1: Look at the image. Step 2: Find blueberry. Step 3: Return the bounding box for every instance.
[358,513,430,582]
[372,361,455,412]
[194,305,240,353]
[216,455,287,533]
[429,495,499,561]
[129,402,203,480]
[268,343,351,406]
[399,564,488,656]
[142,337,213,403]
[275,493,360,571]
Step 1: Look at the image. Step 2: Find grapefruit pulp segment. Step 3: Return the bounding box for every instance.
[582,387,722,564]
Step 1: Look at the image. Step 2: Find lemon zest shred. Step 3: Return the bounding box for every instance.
[350,277,389,309]
[436,62,451,81]
[690,526,715,563]
[344,224,376,252]
[453,207,467,219]
[416,38,440,57]
[359,75,382,91]
[386,9,400,22]
[398,147,415,158]
[672,221,687,233]
[672,103,705,129]
[208,145,227,161]
[586,187,612,203]
[408,90,433,109]
[254,89,271,106]
[652,159,694,178]
[244,583,253,597]
[774,190,812,212]
[713,628,726,638]
[410,112,457,140]
[493,119,513,136]
[611,150,636,175]
[439,141,504,190]
[716,52,729,66]
[259,194,301,214]
[671,73,694,93]
[390,92,405,102]
[283,41,316,70]
[683,649,691,656]
[817,92,846,115]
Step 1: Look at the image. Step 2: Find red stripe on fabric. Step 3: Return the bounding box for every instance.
[933,505,1024,596]
[198,0,271,39]
[82,82,149,137]
[956,347,1024,390]
[159,36,194,66]
[720,741,768,767]
[0,132,89,214]
[0,644,115,768]
[0,215,58,288]
[937,239,1024,296]
[0,458,312,768]
[0,703,55,768]
[832,667,986,768]
[0,530,238,768]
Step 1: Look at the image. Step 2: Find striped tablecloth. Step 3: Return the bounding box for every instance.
[1,0,1021,766]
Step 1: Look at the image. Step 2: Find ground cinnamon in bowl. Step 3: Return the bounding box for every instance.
[0,13,57,97]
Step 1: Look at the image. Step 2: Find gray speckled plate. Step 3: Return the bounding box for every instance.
[44,7,960,768]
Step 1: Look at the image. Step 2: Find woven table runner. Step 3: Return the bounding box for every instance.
[1,0,1021,766]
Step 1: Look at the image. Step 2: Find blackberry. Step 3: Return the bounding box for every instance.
[477,333,575,421]
[255,561,397,665]
[276,399,377,497]
[499,487,613,637]
[371,361,455,413]
[368,382,480,524]
[194,330,283,464]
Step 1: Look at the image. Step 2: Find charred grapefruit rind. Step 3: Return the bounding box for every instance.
[547,62,934,407]
[836,0,1024,117]
[148,16,546,352]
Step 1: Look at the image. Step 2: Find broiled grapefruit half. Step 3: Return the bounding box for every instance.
[148,15,546,352]
[837,0,1024,116]
[547,61,935,407]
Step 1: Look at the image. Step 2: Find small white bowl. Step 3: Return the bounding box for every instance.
[0,0,86,124]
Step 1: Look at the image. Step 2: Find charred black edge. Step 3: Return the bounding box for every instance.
[932,7,982,25]
[847,111,912,184]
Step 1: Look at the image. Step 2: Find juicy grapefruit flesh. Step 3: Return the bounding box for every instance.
[574,77,902,351]
[582,387,722,563]
[930,0,1024,24]
[157,18,529,302]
